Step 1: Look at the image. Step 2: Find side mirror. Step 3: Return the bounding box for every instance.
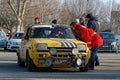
[24,36,29,40]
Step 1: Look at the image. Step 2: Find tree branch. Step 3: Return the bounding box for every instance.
[8,0,18,19]
[21,0,28,19]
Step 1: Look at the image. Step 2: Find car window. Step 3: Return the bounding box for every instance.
[100,33,115,39]
[30,26,75,39]
[12,33,24,39]
[0,33,5,38]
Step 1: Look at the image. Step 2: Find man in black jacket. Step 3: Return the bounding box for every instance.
[86,13,99,33]
[86,13,100,66]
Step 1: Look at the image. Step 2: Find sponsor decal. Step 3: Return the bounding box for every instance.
[57,40,77,48]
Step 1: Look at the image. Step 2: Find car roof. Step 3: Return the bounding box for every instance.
[32,24,52,28]
[15,32,24,33]
[0,31,5,33]
[31,24,69,28]
[99,32,114,35]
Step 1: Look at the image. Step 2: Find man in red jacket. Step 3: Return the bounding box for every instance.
[70,22,103,70]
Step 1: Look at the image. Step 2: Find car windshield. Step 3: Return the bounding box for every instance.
[30,26,75,39]
[0,33,5,38]
[100,33,115,39]
[12,33,24,39]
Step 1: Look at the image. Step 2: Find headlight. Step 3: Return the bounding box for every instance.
[9,41,15,44]
[36,44,47,50]
[49,48,57,55]
[45,58,53,67]
[72,48,79,55]
[111,42,116,46]
[77,44,86,50]
[76,58,82,66]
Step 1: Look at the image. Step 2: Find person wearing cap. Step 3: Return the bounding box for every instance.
[35,17,40,24]
[70,21,103,70]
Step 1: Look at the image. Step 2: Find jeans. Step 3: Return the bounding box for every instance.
[95,52,99,65]
[89,46,99,69]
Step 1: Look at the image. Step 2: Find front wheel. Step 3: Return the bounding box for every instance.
[79,64,89,72]
[26,54,36,72]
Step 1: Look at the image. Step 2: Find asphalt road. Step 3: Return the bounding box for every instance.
[0,50,120,80]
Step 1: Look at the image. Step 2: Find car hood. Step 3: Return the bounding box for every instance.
[9,39,21,43]
[30,38,86,48]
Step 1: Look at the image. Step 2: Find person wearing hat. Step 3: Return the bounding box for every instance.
[35,17,40,24]
[70,21,103,70]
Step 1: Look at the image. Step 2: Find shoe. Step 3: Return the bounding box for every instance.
[89,67,94,70]
[95,63,100,66]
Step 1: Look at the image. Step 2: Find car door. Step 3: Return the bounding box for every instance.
[20,27,30,60]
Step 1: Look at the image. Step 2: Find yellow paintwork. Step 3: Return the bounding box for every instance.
[18,25,91,68]
[19,37,90,68]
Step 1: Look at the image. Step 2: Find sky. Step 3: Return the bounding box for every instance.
[101,0,120,4]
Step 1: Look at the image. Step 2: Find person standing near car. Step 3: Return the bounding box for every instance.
[79,17,86,26]
[70,21,103,70]
[35,17,40,24]
[86,13,99,33]
[86,13,100,66]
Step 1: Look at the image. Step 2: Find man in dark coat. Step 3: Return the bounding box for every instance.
[86,13,100,66]
[86,13,99,33]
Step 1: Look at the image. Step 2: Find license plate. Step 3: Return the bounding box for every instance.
[53,59,71,64]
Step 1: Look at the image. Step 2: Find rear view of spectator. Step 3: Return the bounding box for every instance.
[79,17,85,26]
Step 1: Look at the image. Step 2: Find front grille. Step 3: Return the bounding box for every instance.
[99,46,113,50]
[103,39,114,46]
[37,47,86,52]
[99,39,114,51]
[11,47,19,48]
[53,54,70,57]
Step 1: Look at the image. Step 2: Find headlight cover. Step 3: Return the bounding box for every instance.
[77,44,86,51]
[10,41,15,45]
[36,44,47,51]
[72,48,79,55]
[49,48,57,55]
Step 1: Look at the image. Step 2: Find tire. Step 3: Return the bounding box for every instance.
[79,64,88,72]
[17,55,25,67]
[26,54,36,72]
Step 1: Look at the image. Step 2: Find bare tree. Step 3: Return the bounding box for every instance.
[0,0,17,34]
[8,0,29,31]
[24,0,60,25]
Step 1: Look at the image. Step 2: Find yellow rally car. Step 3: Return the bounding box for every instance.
[17,24,90,72]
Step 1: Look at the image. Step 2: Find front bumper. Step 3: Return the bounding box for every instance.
[30,52,88,68]
[7,44,19,51]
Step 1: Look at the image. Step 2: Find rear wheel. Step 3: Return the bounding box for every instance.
[17,54,25,67]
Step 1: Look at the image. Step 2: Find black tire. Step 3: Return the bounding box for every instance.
[26,54,36,72]
[79,64,89,72]
[17,55,25,67]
